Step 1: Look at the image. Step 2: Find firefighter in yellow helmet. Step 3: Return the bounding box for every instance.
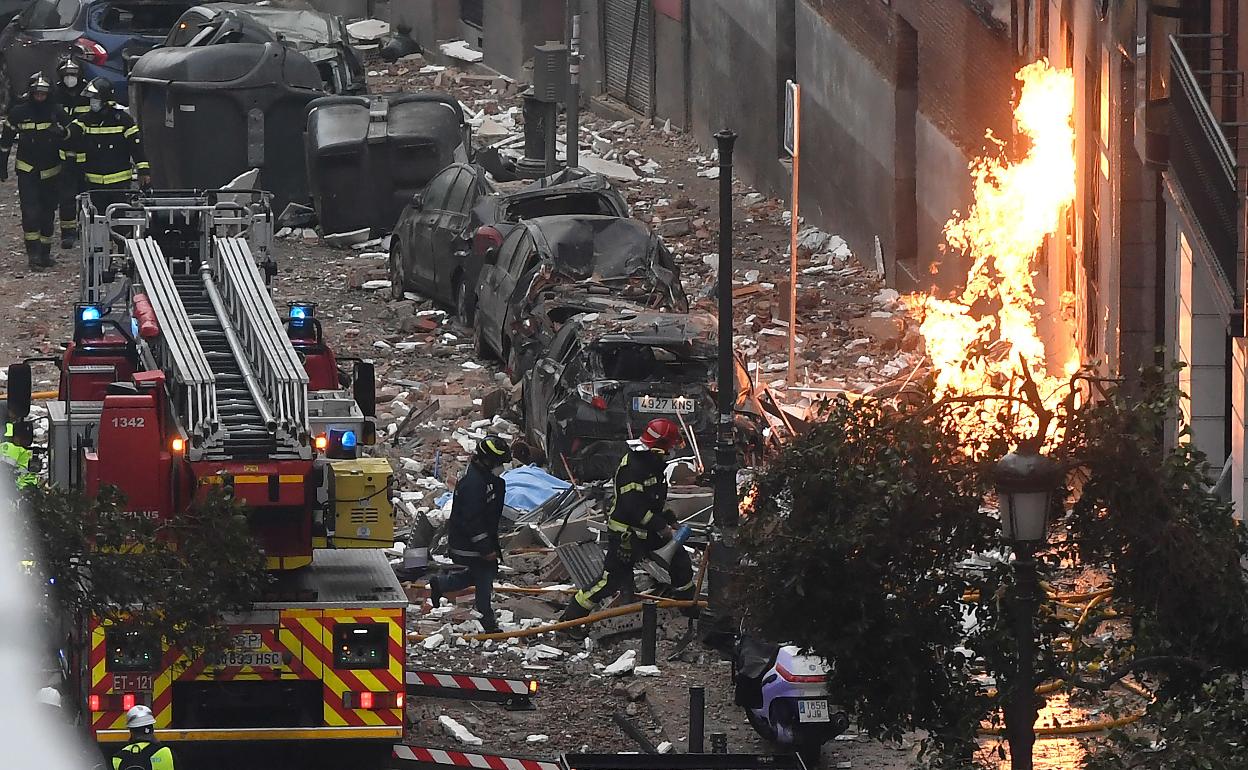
[113,705,175,770]
[0,420,38,491]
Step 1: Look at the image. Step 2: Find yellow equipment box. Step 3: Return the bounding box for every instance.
[316,457,394,548]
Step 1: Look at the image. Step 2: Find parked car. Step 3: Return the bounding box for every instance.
[0,0,194,112]
[388,166,629,320]
[521,309,764,481]
[473,214,688,374]
[162,2,365,94]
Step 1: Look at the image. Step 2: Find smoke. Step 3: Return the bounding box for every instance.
[0,484,94,769]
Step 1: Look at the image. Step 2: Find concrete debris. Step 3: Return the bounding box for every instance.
[362,279,392,291]
[346,18,389,41]
[603,649,636,676]
[634,664,661,677]
[696,167,720,179]
[526,735,550,744]
[440,715,484,746]
[578,155,640,182]
[440,40,484,63]
[323,228,371,248]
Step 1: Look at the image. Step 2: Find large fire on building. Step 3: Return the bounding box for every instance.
[908,60,1079,441]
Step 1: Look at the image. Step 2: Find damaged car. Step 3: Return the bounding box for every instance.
[522,310,765,481]
[473,214,688,376]
[162,1,365,93]
[388,166,629,320]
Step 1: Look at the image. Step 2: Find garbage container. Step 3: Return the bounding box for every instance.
[305,92,468,235]
[129,42,325,211]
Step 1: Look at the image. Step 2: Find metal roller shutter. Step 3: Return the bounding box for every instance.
[603,0,653,114]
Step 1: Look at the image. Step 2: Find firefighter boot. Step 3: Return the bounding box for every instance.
[60,229,77,250]
[25,240,44,272]
[38,240,55,268]
[558,597,594,639]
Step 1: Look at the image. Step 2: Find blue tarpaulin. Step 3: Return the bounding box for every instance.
[433,465,571,512]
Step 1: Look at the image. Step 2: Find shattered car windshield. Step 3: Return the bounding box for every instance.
[541,218,656,280]
[595,342,713,382]
[207,3,338,44]
[509,192,620,221]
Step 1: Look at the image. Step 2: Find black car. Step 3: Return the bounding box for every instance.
[388,165,629,321]
[0,0,192,112]
[522,310,763,481]
[472,214,688,375]
[162,2,365,94]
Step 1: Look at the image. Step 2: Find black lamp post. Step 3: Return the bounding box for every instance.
[993,448,1060,770]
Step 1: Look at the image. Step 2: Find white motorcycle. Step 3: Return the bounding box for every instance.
[732,636,850,767]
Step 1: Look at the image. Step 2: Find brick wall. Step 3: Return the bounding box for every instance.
[807,0,1016,158]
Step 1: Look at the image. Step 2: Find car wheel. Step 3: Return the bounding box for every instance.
[388,240,407,301]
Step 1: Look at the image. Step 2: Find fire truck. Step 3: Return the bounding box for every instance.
[6,190,406,763]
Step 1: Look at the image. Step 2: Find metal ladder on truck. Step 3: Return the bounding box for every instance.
[127,231,309,462]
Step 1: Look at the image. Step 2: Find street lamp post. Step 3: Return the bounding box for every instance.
[993,448,1060,770]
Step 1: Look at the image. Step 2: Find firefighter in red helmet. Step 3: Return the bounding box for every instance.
[560,418,696,623]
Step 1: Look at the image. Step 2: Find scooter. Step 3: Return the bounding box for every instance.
[732,636,850,767]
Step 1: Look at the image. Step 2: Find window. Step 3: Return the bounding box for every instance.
[167,11,210,45]
[440,167,479,215]
[421,166,460,211]
[504,234,535,277]
[494,229,524,270]
[22,0,79,29]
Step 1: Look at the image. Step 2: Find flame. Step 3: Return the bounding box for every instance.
[909,61,1078,437]
[739,485,758,518]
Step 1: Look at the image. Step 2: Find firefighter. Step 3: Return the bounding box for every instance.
[0,73,70,271]
[113,705,175,770]
[1,420,38,491]
[69,78,150,202]
[53,58,89,249]
[427,435,510,632]
[560,418,696,624]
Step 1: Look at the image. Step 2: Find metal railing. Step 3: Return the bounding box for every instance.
[1169,35,1240,289]
[209,236,310,453]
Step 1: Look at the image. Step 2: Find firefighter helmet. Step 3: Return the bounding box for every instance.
[36,687,62,708]
[640,418,683,451]
[27,72,51,96]
[125,704,155,729]
[83,77,114,102]
[475,435,511,466]
[56,57,81,80]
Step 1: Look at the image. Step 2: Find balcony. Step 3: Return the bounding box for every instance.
[1168,35,1240,291]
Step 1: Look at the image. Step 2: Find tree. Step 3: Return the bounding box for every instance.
[20,485,271,658]
[733,367,1248,767]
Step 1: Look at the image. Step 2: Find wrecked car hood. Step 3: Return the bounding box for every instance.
[204,2,344,46]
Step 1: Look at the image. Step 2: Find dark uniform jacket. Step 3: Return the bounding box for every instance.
[0,99,69,178]
[53,84,90,162]
[447,460,506,558]
[68,104,149,185]
[606,448,675,553]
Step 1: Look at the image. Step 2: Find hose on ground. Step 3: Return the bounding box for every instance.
[409,598,707,642]
[0,389,58,402]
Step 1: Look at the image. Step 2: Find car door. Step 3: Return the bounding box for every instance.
[431,164,487,303]
[492,232,536,357]
[526,322,579,444]
[405,165,457,297]
[475,227,525,356]
[3,0,83,107]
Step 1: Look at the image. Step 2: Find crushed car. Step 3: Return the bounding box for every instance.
[473,214,688,377]
[162,1,365,93]
[388,166,629,320]
[521,309,766,481]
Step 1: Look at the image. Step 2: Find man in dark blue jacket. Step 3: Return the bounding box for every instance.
[428,435,510,631]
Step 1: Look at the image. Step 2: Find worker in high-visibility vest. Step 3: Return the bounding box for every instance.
[53,57,89,249]
[0,421,38,491]
[67,78,149,202]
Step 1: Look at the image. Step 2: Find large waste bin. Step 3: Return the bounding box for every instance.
[305,93,469,235]
[129,42,325,212]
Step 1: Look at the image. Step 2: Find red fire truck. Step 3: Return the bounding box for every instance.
[7,190,406,764]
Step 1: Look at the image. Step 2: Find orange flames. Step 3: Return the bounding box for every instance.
[909,61,1078,435]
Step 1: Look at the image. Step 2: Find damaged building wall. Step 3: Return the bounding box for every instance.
[686,0,794,201]
[483,0,566,82]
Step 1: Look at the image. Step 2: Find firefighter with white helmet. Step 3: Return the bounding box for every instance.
[113,705,175,770]
[0,72,70,270]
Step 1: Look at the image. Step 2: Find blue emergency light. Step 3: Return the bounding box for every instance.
[79,306,101,322]
[289,302,316,329]
[75,304,104,338]
[326,428,359,459]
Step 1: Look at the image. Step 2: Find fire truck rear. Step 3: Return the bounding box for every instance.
[6,190,406,763]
